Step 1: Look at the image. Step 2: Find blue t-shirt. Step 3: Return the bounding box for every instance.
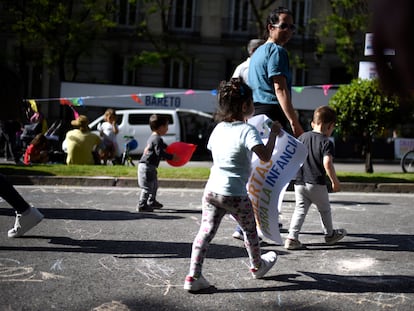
[206,121,263,196]
[248,42,292,105]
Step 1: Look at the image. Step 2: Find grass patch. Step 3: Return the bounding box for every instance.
[1,164,413,183]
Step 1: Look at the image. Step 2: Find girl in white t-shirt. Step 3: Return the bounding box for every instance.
[97,108,120,164]
[184,78,282,292]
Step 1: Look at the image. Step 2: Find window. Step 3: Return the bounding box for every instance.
[229,0,251,33]
[171,0,195,30]
[129,114,173,125]
[114,0,140,27]
[286,0,312,36]
[169,60,192,88]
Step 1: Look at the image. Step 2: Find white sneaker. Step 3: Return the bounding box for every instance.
[183,274,211,292]
[251,251,278,279]
[8,206,44,238]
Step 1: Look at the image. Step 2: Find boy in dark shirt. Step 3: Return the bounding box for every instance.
[137,114,177,212]
[284,105,347,250]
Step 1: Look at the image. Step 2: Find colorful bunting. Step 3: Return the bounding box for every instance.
[24,84,341,107]
[153,92,165,98]
[322,84,332,96]
[28,99,38,112]
[131,94,143,104]
[71,98,84,106]
[293,86,304,93]
[60,98,72,106]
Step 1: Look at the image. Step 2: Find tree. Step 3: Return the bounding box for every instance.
[4,0,116,82]
[329,78,399,173]
[314,0,370,77]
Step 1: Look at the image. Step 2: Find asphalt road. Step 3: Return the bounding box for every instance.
[1,186,413,311]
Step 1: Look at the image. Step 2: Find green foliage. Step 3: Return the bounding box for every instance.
[314,0,370,76]
[329,78,399,138]
[5,0,116,81]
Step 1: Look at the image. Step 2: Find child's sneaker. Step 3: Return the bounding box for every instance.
[183,275,211,292]
[250,251,278,279]
[136,203,154,212]
[284,238,307,250]
[150,200,163,209]
[8,206,44,238]
[325,229,347,245]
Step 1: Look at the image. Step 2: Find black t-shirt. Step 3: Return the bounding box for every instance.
[139,134,173,167]
[295,131,335,185]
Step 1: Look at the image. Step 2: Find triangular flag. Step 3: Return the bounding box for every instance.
[28,99,38,112]
[71,98,84,106]
[185,89,195,95]
[322,84,332,96]
[153,92,164,98]
[60,98,72,106]
[69,106,79,120]
[293,86,304,93]
[131,94,143,104]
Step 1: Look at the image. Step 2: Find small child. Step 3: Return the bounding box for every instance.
[23,133,49,165]
[183,78,282,292]
[97,108,120,164]
[284,105,347,250]
[137,114,177,212]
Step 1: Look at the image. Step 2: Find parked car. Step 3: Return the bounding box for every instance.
[88,108,216,159]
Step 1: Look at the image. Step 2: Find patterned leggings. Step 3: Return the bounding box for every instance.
[188,191,262,278]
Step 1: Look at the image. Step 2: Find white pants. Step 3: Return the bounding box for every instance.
[287,183,333,240]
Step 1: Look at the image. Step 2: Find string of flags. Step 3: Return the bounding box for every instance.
[25,84,340,119]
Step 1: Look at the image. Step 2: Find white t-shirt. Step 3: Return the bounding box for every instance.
[98,121,120,156]
[206,121,263,196]
[232,58,250,85]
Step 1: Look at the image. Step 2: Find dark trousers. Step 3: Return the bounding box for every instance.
[0,174,31,213]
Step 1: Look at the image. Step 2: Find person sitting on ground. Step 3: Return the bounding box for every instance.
[23,133,49,165]
[62,115,101,165]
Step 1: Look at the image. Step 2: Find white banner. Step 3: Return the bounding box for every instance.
[247,115,308,244]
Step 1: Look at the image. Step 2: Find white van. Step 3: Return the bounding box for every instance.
[88,108,216,158]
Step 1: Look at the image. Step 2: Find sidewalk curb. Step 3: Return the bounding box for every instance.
[6,175,414,193]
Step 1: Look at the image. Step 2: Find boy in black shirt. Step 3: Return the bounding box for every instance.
[285,106,347,250]
[137,114,177,212]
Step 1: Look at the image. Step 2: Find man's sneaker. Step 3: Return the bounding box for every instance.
[251,251,278,279]
[8,206,44,238]
[284,238,307,250]
[150,201,163,209]
[232,230,244,241]
[183,275,211,292]
[325,229,347,245]
[136,204,154,212]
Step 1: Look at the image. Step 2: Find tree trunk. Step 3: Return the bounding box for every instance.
[364,135,374,173]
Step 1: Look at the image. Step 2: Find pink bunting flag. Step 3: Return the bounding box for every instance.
[70,106,79,120]
[185,89,195,95]
[322,84,332,96]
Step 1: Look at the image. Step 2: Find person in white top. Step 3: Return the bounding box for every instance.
[97,108,120,164]
[232,39,265,85]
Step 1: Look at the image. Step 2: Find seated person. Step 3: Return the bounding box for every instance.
[63,115,101,165]
[23,133,49,165]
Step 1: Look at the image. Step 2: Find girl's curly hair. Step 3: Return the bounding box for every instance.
[215,78,252,122]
